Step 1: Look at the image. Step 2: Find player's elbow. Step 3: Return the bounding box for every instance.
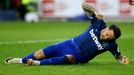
[81,2,88,11]
[81,2,85,7]
[81,2,94,14]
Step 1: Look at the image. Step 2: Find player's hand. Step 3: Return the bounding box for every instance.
[118,56,130,64]
[95,11,103,20]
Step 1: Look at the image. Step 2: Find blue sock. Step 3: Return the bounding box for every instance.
[40,56,68,65]
[22,52,36,63]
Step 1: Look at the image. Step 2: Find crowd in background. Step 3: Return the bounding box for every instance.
[0,0,37,21]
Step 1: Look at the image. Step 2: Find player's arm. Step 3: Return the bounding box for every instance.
[116,55,130,64]
[109,46,130,65]
[81,2,103,20]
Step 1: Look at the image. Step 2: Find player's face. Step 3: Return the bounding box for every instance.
[100,27,115,41]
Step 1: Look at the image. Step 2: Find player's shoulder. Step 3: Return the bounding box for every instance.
[108,40,118,49]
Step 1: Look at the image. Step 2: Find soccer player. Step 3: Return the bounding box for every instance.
[5,2,129,65]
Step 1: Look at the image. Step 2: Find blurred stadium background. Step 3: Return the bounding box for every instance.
[0,0,134,22]
[0,0,134,75]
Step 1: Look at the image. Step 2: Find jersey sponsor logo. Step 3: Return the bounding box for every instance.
[90,29,104,50]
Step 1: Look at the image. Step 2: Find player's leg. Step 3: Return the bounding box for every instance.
[27,40,78,65]
[5,53,32,64]
[5,42,59,64]
[27,54,76,65]
[5,49,45,64]
[21,49,45,63]
[5,50,75,64]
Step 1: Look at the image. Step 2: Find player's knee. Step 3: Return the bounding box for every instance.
[66,54,75,64]
[34,54,40,60]
[34,49,45,60]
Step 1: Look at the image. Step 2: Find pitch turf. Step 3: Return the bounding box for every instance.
[0,21,134,75]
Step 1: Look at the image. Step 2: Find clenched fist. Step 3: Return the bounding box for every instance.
[118,56,130,64]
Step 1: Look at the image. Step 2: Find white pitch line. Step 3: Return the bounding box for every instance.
[0,39,67,45]
[0,36,133,45]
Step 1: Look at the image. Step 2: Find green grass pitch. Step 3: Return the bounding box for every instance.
[0,21,134,75]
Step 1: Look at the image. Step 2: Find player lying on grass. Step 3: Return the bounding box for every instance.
[5,2,129,65]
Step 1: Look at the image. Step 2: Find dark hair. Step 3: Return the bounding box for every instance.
[109,24,121,39]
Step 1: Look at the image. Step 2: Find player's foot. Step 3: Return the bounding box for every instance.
[5,57,21,64]
[27,59,40,66]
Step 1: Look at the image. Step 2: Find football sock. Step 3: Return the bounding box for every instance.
[40,56,68,65]
[22,52,36,63]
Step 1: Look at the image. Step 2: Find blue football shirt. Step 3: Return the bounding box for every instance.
[73,14,121,63]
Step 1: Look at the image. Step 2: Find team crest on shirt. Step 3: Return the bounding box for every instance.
[89,29,104,50]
